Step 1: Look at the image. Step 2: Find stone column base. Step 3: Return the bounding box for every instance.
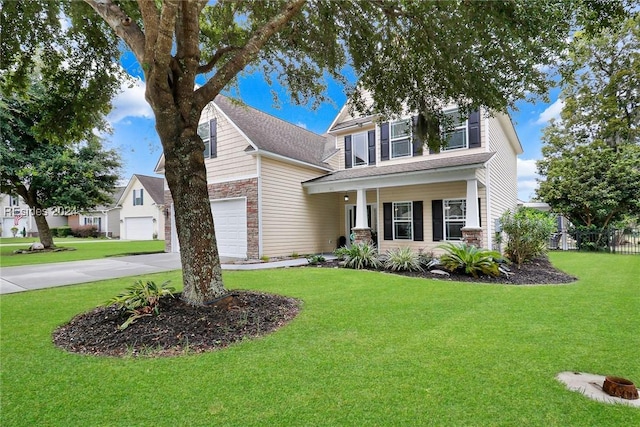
[462,227,483,248]
[352,228,372,245]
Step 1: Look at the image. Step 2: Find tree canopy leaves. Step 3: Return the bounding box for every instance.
[536,13,640,229]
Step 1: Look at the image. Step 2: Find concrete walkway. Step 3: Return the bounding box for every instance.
[0,253,319,295]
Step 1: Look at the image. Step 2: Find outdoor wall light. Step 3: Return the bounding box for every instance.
[344,194,349,202]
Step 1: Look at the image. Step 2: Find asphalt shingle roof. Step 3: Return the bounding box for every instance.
[214,95,330,169]
[134,175,165,205]
[304,152,495,184]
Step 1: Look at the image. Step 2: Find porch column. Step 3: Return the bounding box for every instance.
[462,179,483,247]
[352,188,372,244]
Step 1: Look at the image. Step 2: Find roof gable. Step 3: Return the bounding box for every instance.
[117,174,165,206]
[213,95,330,169]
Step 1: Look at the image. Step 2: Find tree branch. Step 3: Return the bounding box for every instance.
[137,0,160,65]
[197,46,241,75]
[194,0,306,110]
[83,0,146,64]
[154,0,179,70]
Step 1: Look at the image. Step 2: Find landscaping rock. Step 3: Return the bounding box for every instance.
[430,269,451,277]
[30,242,45,251]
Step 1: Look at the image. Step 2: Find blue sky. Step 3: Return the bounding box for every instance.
[105,60,564,202]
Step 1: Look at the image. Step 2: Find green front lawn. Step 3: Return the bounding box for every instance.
[1,252,638,426]
[0,239,166,267]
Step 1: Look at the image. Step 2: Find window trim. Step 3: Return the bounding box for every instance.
[390,119,412,159]
[441,108,468,151]
[351,131,369,167]
[392,201,413,240]
[133,189,144,206]
[9,195,19,206]
[198,121,212,158]
[443,198,466,241]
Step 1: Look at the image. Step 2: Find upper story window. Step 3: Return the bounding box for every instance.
[352,132,368,166]
[133,189,144,206]
[198,119,217,158]
[444,199,466,240]
[390,119,412,158]
[9,195,19,206]
[344,130,375,169]
[442,109,468,151]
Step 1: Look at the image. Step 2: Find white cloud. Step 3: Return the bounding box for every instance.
[107,78,154,124]
[296,122,308,129]
[517,158,542,201]
[535,98,564,125]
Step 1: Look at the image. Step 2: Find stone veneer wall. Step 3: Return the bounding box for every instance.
[164,178,259,259]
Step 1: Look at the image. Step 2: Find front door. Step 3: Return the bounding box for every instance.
[345,204,377,245]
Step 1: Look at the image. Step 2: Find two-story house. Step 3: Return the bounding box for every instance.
[117,174,165,240]
[1,194,68,237]
[158,95,522,259]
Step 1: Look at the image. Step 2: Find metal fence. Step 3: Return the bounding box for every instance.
[548,228,640,255]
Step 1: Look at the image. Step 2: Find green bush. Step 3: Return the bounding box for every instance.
[438,242,502,278]
[306,254,326,265]
[104,280,175,330]
[384,247,423,272]
[57,226,72,237]
[71,225,98,238]
[50,227,59,237]
[334,242,381,270]
[497,207,556,265]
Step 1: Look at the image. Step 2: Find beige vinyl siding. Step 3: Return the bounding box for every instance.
[486,115,519,232]
[200,105,257,182]
[378,181,487,254]
[261,158,339,257]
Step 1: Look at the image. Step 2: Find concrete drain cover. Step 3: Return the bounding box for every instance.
[557,372,640,407]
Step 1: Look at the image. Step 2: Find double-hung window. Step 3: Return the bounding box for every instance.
[393,201,413,240]
[9,195,19,206]
[442,109,468,151]
[444,199,466,240]
[390,119,412,158]
[352,132,368,166]
[198,122,212,158]
[133,189,144,206]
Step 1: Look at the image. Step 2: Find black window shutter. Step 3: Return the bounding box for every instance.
[210,119,218,158]
[413,201,424,241]
[140,189,144,205]
[380,122,389,161]
[468,110,481,148]
[383,202,393,240]
[367,130,376,165]
[412,116,422,156]
[432,199,443,241]
[133,190,136,206]
[344,135,352,169]
[478,198,482,227]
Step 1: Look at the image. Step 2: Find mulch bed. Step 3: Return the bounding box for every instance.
[52,256,576,358]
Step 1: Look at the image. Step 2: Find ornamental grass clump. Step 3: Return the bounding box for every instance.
[334,242,381,270]
[384,247,423,272]
[438,242,502,278]
[105,280,175,330]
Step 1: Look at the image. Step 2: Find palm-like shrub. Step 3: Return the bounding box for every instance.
[105,280,175,330]
[438,242,502,278]
[334,242,381,270]
[384,247,423,272]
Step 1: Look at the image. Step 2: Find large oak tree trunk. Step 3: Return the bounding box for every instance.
[32,209,54,248]
[159,117,227,306]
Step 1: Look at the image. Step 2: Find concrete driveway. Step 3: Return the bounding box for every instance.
[0,253,316,294]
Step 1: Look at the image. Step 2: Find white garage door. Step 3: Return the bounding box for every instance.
[211,198,247,258]
[124,217,154,240]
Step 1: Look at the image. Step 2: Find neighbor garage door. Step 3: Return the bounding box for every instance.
[211,198,247,258]
[124,217,154,240]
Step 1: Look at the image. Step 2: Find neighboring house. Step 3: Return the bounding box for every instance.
[117,175,165,240]
[68,187,125,238]
[0,193,68,237]
[157,94,522,259]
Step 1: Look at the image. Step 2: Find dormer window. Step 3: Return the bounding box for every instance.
[390,119,412,158]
